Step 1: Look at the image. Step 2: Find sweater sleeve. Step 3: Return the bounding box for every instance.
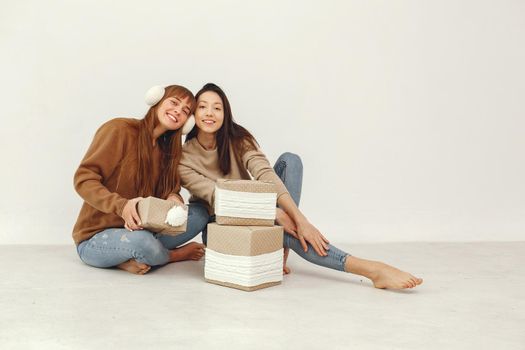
[73,120,130,216]
[179,162,217,207]
[242,147,289,199]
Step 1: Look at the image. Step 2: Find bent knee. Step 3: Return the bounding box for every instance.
[188,204,210,229]
[278,152,303,169]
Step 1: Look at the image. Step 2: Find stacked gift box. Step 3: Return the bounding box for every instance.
[205,179,284,291]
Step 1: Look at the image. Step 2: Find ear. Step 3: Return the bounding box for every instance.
[181,115,195,135]
[145,85,165,106]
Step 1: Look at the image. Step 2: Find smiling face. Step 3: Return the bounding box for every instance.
[156,95,192,132]
[194,91,224,134]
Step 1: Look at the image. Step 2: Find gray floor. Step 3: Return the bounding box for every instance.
[1,242,524,350]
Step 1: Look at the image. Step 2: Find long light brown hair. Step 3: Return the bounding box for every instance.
[137,85,196,198]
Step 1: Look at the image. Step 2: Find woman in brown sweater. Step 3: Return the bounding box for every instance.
[179,83,423,289]
[73,85,209,274]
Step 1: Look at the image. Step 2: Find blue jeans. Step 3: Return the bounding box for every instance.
[202,152,349,272]
[275,152,349,272]
[77,202,210,268]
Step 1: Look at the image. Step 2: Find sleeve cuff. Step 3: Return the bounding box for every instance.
[115,198,128,217]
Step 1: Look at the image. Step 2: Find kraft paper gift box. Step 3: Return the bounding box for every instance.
[205,223,284,291]
[137,196,187,236]
[214,179,277,226]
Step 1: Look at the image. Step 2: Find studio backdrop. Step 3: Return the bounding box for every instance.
[1,0,524,244]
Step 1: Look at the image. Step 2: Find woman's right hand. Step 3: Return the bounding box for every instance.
[121,197,144,231]
[296,220,330,256]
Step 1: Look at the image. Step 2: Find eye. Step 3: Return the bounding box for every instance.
[198,105,205,109]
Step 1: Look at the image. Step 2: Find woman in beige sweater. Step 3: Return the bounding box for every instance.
[179,83,423,289]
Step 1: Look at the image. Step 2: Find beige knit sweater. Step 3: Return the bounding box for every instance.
[179,137,289,214]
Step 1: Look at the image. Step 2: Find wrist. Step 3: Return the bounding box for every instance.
[295,216,309,227]
[167,194,183,203]
[284,207,307,226]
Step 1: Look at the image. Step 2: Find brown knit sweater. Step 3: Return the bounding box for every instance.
[179,137,289,214]
[72,118,165,245]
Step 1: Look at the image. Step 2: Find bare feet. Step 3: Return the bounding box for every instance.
[116,243,205,274]
[345,256,423,290]
[117,259,151,275]
[368,262,423,289]
[283,247,291,275]
[169,242,206,262]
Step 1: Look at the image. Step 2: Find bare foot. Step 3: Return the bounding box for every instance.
[369,262,423,289]
[345,256,423,290]
[117,259,151,275]
[169,242,206,262]
[283,248,291,275]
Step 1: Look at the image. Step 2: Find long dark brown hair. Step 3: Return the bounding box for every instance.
[137,85,196,198]
[186,83,258,177]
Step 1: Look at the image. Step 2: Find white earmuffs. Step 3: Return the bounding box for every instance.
[145,85,195,135]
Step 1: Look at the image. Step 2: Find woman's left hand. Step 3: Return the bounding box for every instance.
[167,194,184,206]
[296,220,330,256]
[275,208,298,239]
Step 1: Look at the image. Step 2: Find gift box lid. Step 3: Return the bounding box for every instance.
[216,179,277,193]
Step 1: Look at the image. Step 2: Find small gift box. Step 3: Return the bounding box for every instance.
[205,223,284,291]
[137,196,187,236]
[214,179,277,226]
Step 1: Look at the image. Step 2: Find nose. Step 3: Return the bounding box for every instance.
[172,105,181,115]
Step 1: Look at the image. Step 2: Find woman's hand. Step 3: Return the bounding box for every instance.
[167,194,185,206]
[121,197,144,231]
[296,220,330,256]
[275,208,298,239]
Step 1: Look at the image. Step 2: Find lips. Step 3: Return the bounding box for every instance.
[166,113,179,123]
[202,119,215,125]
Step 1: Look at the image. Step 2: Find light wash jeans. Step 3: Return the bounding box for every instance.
[202,152,350,272]
[77,202,210,268]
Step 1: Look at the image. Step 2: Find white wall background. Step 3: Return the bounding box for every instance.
[1,0,524,245]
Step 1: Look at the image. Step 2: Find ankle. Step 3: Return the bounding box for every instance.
[344,256,379,279]
[168,249,181,261]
